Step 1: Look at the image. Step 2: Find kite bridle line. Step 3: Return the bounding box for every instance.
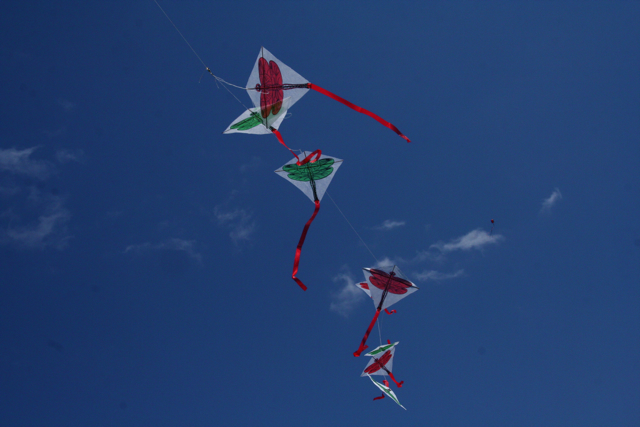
[152,0,263,128]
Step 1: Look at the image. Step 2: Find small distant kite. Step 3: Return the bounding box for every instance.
[490,219,495,235]
[367,375,406,410]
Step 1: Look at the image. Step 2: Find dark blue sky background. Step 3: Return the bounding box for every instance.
[1,1,639,426]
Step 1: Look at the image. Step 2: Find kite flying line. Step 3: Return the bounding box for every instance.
[325,190,379,265]
[151,0,252,107]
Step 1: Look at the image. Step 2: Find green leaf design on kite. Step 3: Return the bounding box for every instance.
[230,111,264,131]
[282,158,335,182]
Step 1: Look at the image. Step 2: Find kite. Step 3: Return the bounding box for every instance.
[361,340,404,388]
[226,47,410,163]
[353,266,418,357]
[490,219,495,235]
[367,375,406,410]
[275,150,343,290]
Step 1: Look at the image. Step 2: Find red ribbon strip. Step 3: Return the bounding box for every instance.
[388,372,404,388]
[271,129,300,162]
[353,308,381,357]
[297,149,322,166]
[307,83,410,143]
[292,200,321,291]
[384,308,396,315]
[373,380,390,401]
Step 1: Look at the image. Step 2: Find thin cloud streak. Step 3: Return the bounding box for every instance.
[431,229,503,253]
[415,269,464,282]
[540,188,562,214]
[374,219,406,231]
[124,238,202,262]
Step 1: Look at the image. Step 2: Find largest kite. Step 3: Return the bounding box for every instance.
[226,47,410,163]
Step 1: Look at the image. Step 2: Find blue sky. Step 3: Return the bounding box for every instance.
[1,1,639,425]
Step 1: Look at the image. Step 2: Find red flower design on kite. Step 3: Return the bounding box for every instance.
[364,350,393,374]
[257,58,283,118]
[368,269,413,295]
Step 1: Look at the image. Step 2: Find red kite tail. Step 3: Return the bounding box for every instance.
[354,308,381,357]
[388,372,404,388]
[271,129,300,162]
[291,200,321,291]
[307,83,410,143]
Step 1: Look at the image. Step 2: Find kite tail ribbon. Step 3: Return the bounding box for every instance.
[291,200,321,291]
[271,128,301,163]
[297,149,322,166]
[354,308,381,357]
[307,83,410,143]
[384,308,396,315]
[373,379,391,400]
[388,372,404,388]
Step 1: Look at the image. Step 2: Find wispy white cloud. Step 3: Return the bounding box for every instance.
[374,256,397,269]
[213,206,256,244]
[374,219,406,231]
[58,98,75,112]
[540,188,562,214]
[0,147,53,180]
[5,197,71,249]
[56,149,84,164]
[431,229,503,253]
[415,269,464,282]
[330,272,367,317]
[239,156,261,173]
[124,238,201,262]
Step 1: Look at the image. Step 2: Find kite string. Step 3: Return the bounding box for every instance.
[152,0,252,113]
[325,191,379,265]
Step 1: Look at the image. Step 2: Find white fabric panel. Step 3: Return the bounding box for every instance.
[224,97,291,134]
[355,281,371,298]
[246,47,309,111]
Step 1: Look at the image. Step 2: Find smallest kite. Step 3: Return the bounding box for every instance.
[366,375,406,410]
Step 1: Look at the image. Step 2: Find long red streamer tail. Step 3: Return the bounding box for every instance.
[292,200,321,291]
[354,308,381,357]
[373,394,385,401]
[271,129,301,162]
[307,83,410,143]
